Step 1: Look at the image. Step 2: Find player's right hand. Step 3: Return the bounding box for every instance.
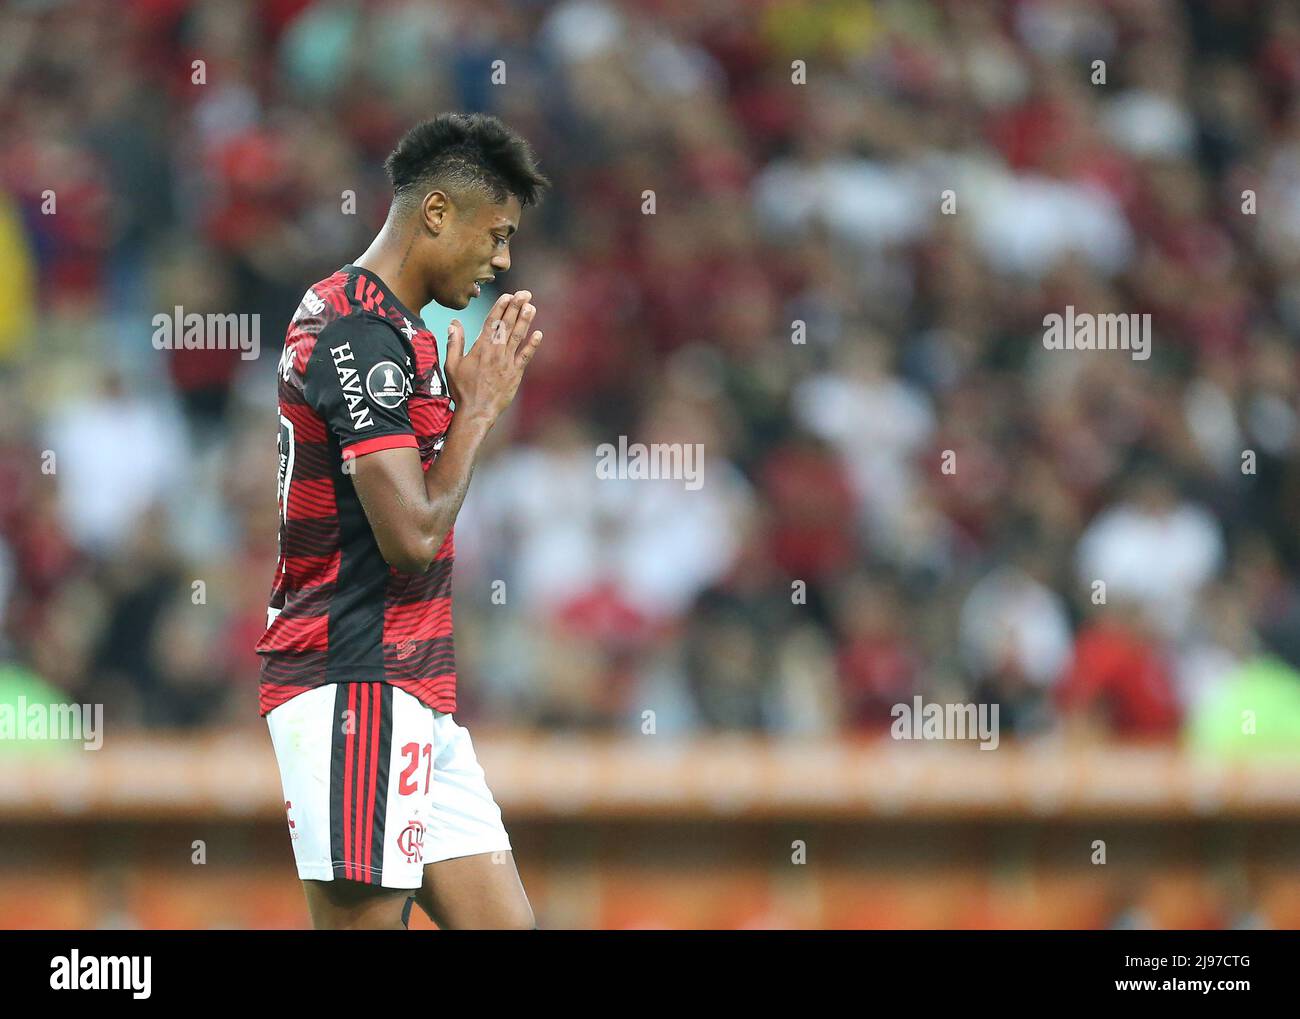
[443,290,542,426]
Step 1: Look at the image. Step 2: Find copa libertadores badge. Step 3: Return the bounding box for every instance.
[366,361,411,408]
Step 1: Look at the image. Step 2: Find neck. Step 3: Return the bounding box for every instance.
[353,217,430,316]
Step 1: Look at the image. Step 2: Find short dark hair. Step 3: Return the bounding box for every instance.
[384,112,550,211]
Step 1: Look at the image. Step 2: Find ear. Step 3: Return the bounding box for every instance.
[422,190,450,236]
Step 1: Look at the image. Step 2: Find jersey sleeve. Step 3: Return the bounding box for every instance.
[304,314,418,460]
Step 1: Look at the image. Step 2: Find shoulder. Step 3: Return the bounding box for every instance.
[312,309,411,367]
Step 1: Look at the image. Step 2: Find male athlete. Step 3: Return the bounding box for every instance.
[255,113,549,930]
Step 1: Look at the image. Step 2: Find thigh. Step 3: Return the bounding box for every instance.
[416,850,535,930]
[303,878,412,930]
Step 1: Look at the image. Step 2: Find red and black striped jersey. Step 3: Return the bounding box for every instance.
[256,265,457,716]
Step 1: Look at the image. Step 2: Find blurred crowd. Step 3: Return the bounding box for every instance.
[1,0,1300,750]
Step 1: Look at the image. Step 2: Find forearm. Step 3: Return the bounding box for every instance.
[410,410,493,563]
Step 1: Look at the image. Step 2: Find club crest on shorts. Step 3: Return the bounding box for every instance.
[366,361,411,408]
[397,819,425,863]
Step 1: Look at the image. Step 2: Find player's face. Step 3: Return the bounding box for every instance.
[432,193,521,310]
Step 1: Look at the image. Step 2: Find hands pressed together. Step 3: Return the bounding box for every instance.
[443,291,542,426]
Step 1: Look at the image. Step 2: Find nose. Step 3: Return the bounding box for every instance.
[491,249,511,273]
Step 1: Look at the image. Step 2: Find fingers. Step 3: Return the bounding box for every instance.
[508,297,537,354]
[515,329,543,370]
[482,292,513,337]
[492,290,531,349]
[445,319,465,370]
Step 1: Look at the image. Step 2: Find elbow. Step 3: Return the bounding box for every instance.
[386,548,432,575]
[386,555,429,575]
[384,534,440,575]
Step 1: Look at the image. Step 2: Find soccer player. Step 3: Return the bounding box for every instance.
[255,113,548,930]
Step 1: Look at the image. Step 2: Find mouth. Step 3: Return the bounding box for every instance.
[472,276,494,298]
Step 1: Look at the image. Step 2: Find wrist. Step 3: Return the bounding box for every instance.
[451,406,495,435]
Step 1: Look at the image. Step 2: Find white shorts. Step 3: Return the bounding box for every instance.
[266,682,511,889]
